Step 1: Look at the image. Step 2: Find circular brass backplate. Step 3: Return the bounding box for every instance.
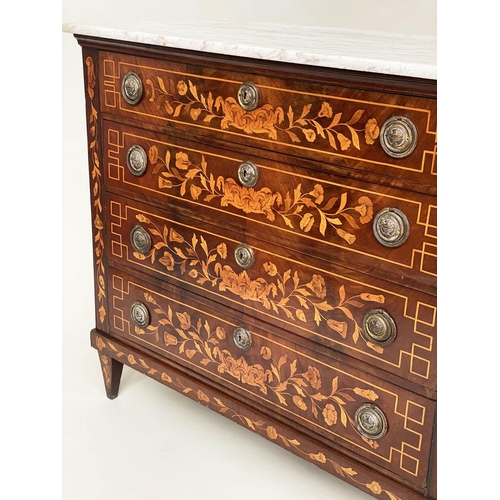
[237,82,260,111]
[380,116,418,159]
[126,145,148,176]
[237,160,259,188]
[130,301,150,328]
[354,403,388,440]
[233,326,252,351]
[361,309,397,346]
[373,207,410,248]
[121,71,143,105]
[130,225,152,254]
[234,243,255,270]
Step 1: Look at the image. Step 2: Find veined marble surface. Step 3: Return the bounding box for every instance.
[62,20,436,80]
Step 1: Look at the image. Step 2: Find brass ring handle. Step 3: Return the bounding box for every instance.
[233,326,252,351]
[361,309,397,346]
[130,225,152,254]
[126,145,148,176]
[380,116,418,159]
[373,208,410,248]
[130,301,150,328]
[121,71,143,105]
[354,403,388,440]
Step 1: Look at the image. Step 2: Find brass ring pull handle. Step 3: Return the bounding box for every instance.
[373,208,410,248]
[354,403,388,440]
[121,71,143,105]
[130,225,152,254]
[361,309,397,346]
[233,326,252,351]
[237,82,260,111]
[126,145,148,176]
[130,301,150,328]
[380,116,418,159]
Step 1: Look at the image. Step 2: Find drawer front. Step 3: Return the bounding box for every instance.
[106,194,436,392]
[99,51,437,186]
[104,121,437,286]
[108,267,435,487]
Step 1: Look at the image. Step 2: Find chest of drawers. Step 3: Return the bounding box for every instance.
[66,22,436,499]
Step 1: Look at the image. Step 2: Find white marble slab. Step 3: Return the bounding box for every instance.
[62,20,436,80]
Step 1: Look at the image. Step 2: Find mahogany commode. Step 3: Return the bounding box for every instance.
[66,22,437,499]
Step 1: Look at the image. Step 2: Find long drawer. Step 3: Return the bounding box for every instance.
[106,193,436,394]
[107,267,435,488]
[99,51,437,188]
[103,121,437,288]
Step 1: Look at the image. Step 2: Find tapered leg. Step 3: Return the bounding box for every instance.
[98,353,124,399]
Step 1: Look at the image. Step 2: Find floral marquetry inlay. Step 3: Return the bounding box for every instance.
[144,76,380,153]
[148,148,374,245]
[86,55,106,324]
[131,213,386,353]
[131,292,381,448]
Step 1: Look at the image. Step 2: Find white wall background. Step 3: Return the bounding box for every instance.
[62,3,436,500]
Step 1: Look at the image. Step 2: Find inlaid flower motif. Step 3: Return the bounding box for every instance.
[337,228,356,245]
[169,228,185,244]
[216,243,227,259]
[353,388,379,401]
[127,354,137,365]
[361,293,385,304]
[364,118,380,145]
[366,481,382,495]
[98,306,106,324]
[310,184,324,204]
[293,395,308,411]
[159,251,175,271]
[306,274,327,299]
[318,101,333,118]
[217,352,268,394]
[190,184,202,200]
[176,312,191,331]
[197,390,210,403]
[177,80,188,96]
[215,326,226,340]
[148,145,159,164]
[260,346,272,360]
[355,196,374,224]
[309,452,327,463]
[323,404,338,426]
[164,333,178,346]
[217,266,270,302]
[266,426,278,440]
[95,336,106,351]
[220,179,276,218]
[219,100,280,139]
[175,151,190,170]
[303,129,317,142]
[303,366,322,391]
[263,262,278,277]
[337,133,352,151]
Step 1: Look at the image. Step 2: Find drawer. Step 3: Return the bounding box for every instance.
[106,193,436,393]
[107,267,435,488]
[99,51,437,187]
[104,121,437,287]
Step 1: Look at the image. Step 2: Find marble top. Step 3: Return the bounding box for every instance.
[62,20,436,80]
